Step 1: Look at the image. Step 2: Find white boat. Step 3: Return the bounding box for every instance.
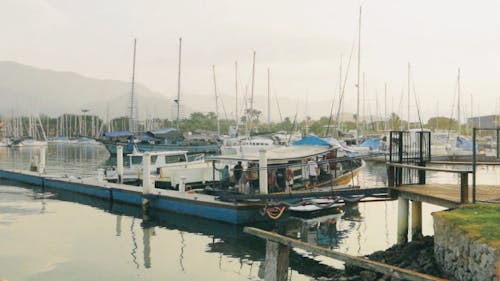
[104,150,216,188]
[11,137,48,147]
[219,135,279,155]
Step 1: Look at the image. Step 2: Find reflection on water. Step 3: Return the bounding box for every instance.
[0,145,498,280]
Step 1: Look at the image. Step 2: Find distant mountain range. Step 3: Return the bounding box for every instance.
[0,61,368,122]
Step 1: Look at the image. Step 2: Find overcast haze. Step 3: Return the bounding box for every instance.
[1,0,499,123]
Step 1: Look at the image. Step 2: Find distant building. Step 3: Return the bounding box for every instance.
[467,115,500,128]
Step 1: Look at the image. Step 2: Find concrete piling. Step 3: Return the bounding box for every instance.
[116,145,124,184]
[411,200,422,240]
[259,149,268,195]
[397,197,409,244]
[39,146,46,174]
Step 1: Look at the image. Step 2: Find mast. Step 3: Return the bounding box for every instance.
[267,67,270,124]
[457,68,461,135]
[129,38,137,132]
[212,65,220,136]
[355,6,362,145]
[407,62,410,131]
[235,61,238,126]
[176,37,182,129]
[384,83,387,131]
[248,51,256,135]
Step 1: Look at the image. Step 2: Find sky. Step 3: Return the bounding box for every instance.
[1,0,500,123]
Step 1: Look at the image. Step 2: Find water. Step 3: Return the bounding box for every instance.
[0,144,498,281]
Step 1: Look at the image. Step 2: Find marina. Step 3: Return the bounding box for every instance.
[2,2,500,280]
[0,135,498,280]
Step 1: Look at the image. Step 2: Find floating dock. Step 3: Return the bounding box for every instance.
[0,168,265,224]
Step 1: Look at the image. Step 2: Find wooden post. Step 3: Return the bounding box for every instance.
[460,172,469,203]
[264,240,289,281]
[259,149,268,194]
[411,201,422,240]
[397,197,409,244]
[117,145,124,184]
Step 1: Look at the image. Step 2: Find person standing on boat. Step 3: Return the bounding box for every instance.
[267,169,279,193]
[285,166,294,192]
[245,162,259,193]
[215,165,230,189]
[233,161,243,191]
[306,158,319,189]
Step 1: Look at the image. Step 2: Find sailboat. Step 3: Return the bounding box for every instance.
[101,38,220,155]
[10,115,48,147]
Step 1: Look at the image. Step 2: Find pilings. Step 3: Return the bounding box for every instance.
[39,146,46,174]
[411,201,422,240]
[264,241,289,281]
[398,198,423,244]
[259,149,268,195]
[116,145,124,184]
[397,197,409,244]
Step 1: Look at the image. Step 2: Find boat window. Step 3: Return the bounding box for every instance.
[150,155,158,164]
[130,156,142,165]
[165,155,185,163]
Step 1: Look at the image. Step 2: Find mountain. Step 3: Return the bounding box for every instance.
[0,61,373,122]
[0,61,170,118]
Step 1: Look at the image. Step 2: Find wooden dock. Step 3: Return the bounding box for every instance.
[391,184,500,208]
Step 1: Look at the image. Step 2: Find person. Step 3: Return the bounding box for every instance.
[285,166,294,192]
[245,162,259,193]
[268,169,278,193]
[233,161,243,184]
[215,164,230,189]
[306,158,319,189]
[319,155,330,181]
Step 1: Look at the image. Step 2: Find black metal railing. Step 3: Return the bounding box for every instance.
[388,130,431,186]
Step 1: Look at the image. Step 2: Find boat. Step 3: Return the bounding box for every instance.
[206,135,365,193]
[10,136,48,147]
[100,128,220,155]
[104,150,211,187]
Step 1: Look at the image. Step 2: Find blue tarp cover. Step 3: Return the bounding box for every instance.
[103,131,134,137]
[293,135,331,147]
[360,138,382,149]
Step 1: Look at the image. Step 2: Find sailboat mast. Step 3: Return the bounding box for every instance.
[355,6,362,145]
[212,65,220,136]
[235,61,238,126]
[248,51,256,135]
[129,38,137,132]
[457,68,461,135]
[267,67,270,124]
[384,83,387,131]
[176,37,182,129]
[407,62,410,131]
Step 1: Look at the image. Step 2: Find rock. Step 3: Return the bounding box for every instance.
[359,270,377,281]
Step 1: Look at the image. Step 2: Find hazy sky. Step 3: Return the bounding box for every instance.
[1,0,499,122]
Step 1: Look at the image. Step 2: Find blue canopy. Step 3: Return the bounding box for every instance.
[103,131,134,138]
[293,135,331,147]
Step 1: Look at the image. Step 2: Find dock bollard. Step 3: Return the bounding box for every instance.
[116,145,123,184]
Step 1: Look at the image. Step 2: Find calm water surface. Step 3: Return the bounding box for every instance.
[0,144,498,281]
